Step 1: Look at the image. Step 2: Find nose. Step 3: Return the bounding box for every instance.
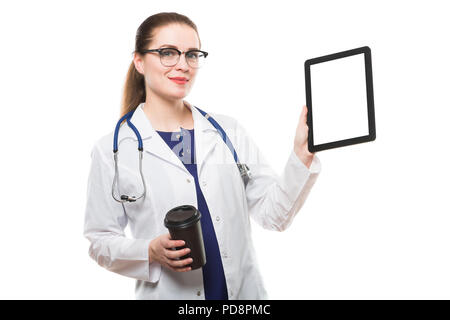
[174,52,190,70]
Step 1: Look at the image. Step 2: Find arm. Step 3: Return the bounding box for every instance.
[236,107,321,232]
[83,142,160,282]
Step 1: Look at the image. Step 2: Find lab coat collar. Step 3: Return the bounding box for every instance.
[126,101,220,176]
[128,101,217,139]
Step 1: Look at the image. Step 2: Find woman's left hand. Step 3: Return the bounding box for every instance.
[293,105,315,169]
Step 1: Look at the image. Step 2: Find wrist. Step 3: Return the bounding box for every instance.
[294,146,314,169]
[148,242,154,264]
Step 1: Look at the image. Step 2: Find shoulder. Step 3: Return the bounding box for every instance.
[199,109,255,151]
[201,109,241,132]
[89,122,134,161]
[190,101,245,132]
[88,131,113,163]
[209,111,236,125]
[208,111,252,140]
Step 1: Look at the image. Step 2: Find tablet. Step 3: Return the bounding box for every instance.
[304,46,376,152]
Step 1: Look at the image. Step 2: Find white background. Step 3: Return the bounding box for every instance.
[0,0,449,299]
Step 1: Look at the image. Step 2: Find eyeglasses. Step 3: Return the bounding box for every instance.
[140,48,209,68]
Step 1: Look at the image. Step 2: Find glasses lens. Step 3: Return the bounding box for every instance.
[160,48,179,66]
[159,48,207,68]
[186,50,206,68]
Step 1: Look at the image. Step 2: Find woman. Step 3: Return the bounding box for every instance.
[84,12,321,300]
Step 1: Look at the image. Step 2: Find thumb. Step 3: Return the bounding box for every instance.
[300,105,308,121]
[301,105,308,116]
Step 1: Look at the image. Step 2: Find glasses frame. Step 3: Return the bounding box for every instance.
[140,48,209,68]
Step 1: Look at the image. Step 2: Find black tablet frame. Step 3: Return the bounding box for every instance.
[304,46,376,153]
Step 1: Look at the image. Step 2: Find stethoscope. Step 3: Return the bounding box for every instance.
[111,105,252,203]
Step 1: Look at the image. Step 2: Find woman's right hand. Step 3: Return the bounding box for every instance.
[148,233,193,272]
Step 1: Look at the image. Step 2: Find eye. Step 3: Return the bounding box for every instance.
[160,48,177,56]
[186,51,200,59]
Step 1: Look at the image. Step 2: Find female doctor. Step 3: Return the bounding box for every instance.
[84,12,321,300]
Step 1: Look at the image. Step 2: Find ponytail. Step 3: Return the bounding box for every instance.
[120,61,146,118]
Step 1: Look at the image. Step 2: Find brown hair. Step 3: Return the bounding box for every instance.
[120,12,201,118]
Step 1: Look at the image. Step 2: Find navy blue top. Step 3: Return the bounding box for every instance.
[156,127,229,300]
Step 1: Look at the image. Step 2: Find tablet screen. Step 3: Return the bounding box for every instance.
[305,46,375,152]
[310,53,368,144]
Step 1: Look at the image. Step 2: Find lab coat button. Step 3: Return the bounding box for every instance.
[176,134,180,139]
[197,290,201,296]
[202,181,207,187]
[223,252,228,258]
[187,178,191,183]
[216,216,220,222]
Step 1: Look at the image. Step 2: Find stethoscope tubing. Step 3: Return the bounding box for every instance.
[112,111,146,203]
[111,105,252,203]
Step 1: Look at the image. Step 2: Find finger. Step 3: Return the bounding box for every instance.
[161,234,171,247]
[168,257,193,268]
[165,247,191,259]
[169,265,192,273]
[163,237,185,249]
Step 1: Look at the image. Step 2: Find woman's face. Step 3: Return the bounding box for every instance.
[134,23,201,101]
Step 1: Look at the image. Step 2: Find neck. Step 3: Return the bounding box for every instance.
[142,94,193,131]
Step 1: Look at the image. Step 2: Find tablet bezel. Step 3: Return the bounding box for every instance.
[304,46,376,153]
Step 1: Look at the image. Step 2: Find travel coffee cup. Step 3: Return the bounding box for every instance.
[164,205,206,270]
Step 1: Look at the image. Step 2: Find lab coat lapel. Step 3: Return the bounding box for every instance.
[127,102,220,177]
[189,103,220,178]
[127,103,187,174]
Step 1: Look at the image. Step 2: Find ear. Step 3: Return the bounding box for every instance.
[133,53,144,75]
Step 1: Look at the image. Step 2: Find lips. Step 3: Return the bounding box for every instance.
[169,77,189,85]
[169,77,188,81]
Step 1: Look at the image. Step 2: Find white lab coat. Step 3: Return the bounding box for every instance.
[84,101,321,300]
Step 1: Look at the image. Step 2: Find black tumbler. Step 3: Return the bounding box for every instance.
[164,205,206,270]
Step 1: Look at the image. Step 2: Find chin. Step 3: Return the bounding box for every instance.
[169,92,189,100]
[174,88,190,96]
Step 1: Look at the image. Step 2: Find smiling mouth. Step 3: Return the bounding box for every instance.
[169,78,189,85]
[169,77,189,81]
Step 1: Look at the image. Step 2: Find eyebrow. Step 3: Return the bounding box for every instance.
[158,44,200,51]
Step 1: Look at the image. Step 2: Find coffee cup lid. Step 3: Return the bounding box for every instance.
[164,205,201,229]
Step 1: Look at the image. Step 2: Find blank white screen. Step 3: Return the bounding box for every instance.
[310,53,369,145]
